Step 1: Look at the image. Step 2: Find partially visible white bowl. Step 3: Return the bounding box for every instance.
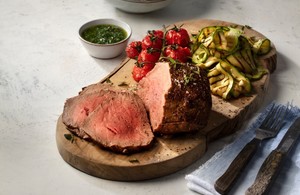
[106,0,174,13]
[79,18,132,59]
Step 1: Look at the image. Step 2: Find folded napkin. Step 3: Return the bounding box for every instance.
[185,102,300,195]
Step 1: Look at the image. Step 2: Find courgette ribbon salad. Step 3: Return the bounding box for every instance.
[191,25,271,99]
[126,25,272,100]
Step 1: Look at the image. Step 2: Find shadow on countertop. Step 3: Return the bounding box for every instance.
[152,0,216,20]
[115,0,218,25]
[263,51,299,105]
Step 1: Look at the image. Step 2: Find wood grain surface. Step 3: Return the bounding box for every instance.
[56,19,277,181]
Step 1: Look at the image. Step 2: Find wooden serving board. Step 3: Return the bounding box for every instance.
[56,19,277,181]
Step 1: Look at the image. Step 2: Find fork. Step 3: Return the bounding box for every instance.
[214,103,289,194]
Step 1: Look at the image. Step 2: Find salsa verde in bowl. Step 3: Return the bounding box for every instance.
[79,18,132,59]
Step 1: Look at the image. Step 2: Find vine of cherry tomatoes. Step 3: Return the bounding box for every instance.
[125,26,191,82]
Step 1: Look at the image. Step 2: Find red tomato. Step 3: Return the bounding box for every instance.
[126,41,142,59]
[163,45,191,63]
[133,48,159,82]
[137,48,161,64]
[141,30,164,50]
[132,63,155,82]
[148,30,164,39]
[165,26,190,47]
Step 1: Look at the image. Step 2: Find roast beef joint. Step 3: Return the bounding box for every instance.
[62,61,212,154]
[137,61,212,135]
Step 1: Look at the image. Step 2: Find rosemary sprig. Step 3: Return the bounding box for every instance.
[183,73,196,85]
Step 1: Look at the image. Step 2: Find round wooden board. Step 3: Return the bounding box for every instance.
[56,19,277,181]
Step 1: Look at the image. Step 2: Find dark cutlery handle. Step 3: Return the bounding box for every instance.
[245,150,284,195]
[214,138,260,194]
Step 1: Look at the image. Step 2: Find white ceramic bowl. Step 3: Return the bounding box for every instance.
[79,18,132,59]
[105,0,174,13]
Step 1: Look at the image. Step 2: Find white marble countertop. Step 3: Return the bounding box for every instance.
[1,0,300,194]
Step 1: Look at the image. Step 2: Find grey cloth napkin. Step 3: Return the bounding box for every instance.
[185,102,300,195]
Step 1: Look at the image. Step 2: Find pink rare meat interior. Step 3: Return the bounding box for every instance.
[62,84,154,153]
[138,62,172,130]
[81,92,153,153]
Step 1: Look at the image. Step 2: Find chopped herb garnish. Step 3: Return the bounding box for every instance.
[193,66,201,75]
[169,58,178,68]
[105,78,112,83]
[118,82,129,87]
[245,25,252,29]
[183,73,195,85]
[64,133,74,143]
[129,159,140,163]
[230,24,238,28]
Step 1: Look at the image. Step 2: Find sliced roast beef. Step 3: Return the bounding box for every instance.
[62,84,154,153]
[81,91,154,153]
[137,61,212,134]
[62,84,117,138]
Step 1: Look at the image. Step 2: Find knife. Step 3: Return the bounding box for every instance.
[246,117,300,195]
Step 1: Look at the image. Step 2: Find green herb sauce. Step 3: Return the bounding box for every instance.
[81,24,127,44]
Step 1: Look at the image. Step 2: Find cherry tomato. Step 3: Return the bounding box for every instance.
[163,45,191,63]
[137,48,161,64]
[148,30,164,39]
[165,26,190,47]
[141,30,164,50]
[132,63,155,82]
[126,41,142,59]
